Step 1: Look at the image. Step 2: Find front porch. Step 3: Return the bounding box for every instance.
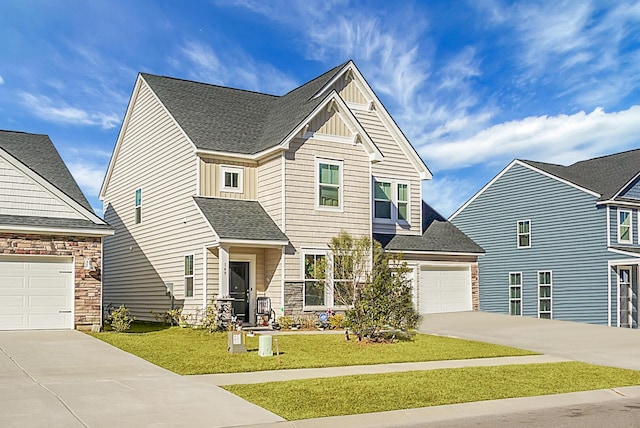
[609,258,640,328]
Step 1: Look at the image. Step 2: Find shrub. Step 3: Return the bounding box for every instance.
[300,315,317,330]
[108,305,133,333]
[201,304,219,333]
[277,315,295,329]
[328,313,344,329]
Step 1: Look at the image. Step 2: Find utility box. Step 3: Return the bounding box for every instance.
[228,331,247,354]
[258,335,273,357]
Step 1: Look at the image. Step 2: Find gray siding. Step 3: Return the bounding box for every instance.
[452,163,634,325]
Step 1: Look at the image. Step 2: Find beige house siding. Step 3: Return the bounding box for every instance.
[0,156,84,219]
[308,107,352,137]
[331,75,369,105]
[264,248,283,314]
[102,79,215,321]
[257,154,283,228]
[354,109,422,235]
[284,137,371,280]
[199,156,257,199]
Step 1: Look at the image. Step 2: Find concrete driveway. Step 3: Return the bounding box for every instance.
[0,330,283,428]
[421,311,640,370]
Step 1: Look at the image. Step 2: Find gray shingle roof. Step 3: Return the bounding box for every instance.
[374,203,484,254]
[0,130,94,213]
[0,215,112,230]
[193,197,288,242]
[521,148,640,201]
[141,62,348,155]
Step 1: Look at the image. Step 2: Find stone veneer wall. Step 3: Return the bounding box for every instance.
[0,233,103,329]
[471,263,479,310]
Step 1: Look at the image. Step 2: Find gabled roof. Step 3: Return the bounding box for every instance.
[193,197,288,244]
[141,62,348,156]
[520,148,640,202]
[0,130,94,212]
[374,202,484,255]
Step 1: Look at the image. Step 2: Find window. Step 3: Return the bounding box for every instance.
[373,179,410,223]
[304,253,326,306]
[618,209,632,243]
[509,273,522,316]
[374,181,392,219]
[332,252,353,307]
[397,183,408,221]
[538,271,552,319]
[184,255,194,298]
[517,220,531,248]
[317,160,342,209]
[134,188,142,224]
[220,166,243,193]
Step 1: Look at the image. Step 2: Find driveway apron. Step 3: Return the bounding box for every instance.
[0,330,283,428]
[421,311,640,370]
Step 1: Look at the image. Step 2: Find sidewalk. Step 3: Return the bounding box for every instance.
[194,354,569,386]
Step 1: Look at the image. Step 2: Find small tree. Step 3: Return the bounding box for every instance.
[108,305,133,333]
[345,241,420,341]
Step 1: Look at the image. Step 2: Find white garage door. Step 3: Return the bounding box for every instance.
[0,256,74,330]
[420,265,471,314]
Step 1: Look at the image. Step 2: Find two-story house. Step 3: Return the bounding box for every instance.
[450,149,640,328]
[100,61,483,324]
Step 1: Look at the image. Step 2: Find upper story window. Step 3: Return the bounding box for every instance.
[220,165,243,193]
[373,179,410,223]
[134,188,142,224]
[317,159,342,210]
[618,209,632,244]
[184,255,194,298]
[517,220,531,248]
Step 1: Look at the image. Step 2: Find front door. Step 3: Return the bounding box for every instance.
[619,267,633,328]
[229,262,250,323]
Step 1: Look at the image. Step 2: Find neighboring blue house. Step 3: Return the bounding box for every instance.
[450,149,640,328]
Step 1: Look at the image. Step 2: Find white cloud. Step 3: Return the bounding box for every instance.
[18,92,120,129]
[420,105,640,170]
[422,176,478,218]
[67,161,107,200]
[175,40,299,95]
[0,75,4,85]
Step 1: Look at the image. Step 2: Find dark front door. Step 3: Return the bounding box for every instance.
[230,262,250,322]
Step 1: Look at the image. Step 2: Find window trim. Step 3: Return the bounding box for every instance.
[315,158,344,211]
[618,208,633,244]
[220,165,244,193]
[184,254,195,299]
[302,250,329,309]
[537,270,552,319]
[372,178,410,224]
[373,180,392,220]
[134,188,142,225]
[508,272,522,316]
[516,219,531,248]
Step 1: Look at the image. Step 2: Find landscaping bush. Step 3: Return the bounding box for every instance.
[108,305,133,333]
[277,315,295,329]
[328,313,344,329]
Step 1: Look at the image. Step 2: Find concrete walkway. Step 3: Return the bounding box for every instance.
[0,330,283,428]
[196,354,569,386]
[420,311,640,370]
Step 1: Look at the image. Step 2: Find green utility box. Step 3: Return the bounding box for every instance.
[258,335,273,357]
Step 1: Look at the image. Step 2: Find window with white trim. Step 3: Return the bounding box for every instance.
[302,250,353,308]
[509,273,522,316]
[618,209,632,244]
[517,220,531,248]
[184,255,194,298]
[373,179,410,223]
[304,253,326,306]
[538,271,552,319]
[317,159,342,209]
[134,188,142,224]
[220,166,243,193]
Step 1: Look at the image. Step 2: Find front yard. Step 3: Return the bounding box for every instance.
[89,323,535,375]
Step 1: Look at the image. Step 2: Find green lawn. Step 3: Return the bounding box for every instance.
[224,362,640,420]
[89,324,535,375]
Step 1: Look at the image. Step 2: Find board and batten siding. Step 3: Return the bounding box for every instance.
[102,79,215,321]
[353,109,422,235]
[257,154,283,228]
[308,106,352,137]
[331,74,369,105]
[283,137,371,280]
[451,163,619,325]
[199,156,257,199]
[0,156,84,219]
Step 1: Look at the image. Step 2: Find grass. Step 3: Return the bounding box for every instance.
[224,362,640,420]
[89,323,535,375]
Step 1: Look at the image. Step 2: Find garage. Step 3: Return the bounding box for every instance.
[0,256,74,330]
[419,265,472,314]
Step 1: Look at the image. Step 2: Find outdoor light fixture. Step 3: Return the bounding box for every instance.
[84,258,96,272]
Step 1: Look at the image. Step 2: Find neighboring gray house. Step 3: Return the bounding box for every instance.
[100,61,483,323]
[450,149,640,328]
[0,130,113,330]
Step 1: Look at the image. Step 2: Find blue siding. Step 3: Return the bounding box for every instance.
[452,162,637,325]
[620,176,640,200]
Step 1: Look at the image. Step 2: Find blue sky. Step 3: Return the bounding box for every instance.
[1,0,640,217]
